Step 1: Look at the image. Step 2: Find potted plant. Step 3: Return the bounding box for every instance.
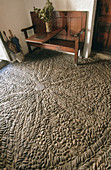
[34,0,54,32]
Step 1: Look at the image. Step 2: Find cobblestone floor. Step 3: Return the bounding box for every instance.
[0,50,111,169]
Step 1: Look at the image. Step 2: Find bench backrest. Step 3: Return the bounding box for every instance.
[30,11,87,42]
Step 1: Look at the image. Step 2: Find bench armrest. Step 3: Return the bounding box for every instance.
[21,25,34,39]
[21,25,34,32]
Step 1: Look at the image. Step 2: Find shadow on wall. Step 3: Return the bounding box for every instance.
[67,0,75,10]
[53,0,68,11]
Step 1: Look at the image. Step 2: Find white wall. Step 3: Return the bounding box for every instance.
[24,0,97,58]
[0,0,30,55]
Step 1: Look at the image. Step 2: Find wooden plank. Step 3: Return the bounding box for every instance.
[52,11,86,42]
[26,28,64,43]
[27,41,75,53]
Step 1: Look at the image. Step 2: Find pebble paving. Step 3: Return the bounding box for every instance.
[0,50,111,169]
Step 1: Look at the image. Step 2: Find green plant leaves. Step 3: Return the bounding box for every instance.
[34,0,54,22]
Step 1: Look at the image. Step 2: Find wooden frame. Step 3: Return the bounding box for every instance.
[21,11,87,65]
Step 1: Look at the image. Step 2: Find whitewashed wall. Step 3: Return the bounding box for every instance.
[24,0,97,58]
[0,0,30,55]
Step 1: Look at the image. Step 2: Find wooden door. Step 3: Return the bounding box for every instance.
[93,0,111,52]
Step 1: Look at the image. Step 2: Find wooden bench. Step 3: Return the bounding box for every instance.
[21,11,87,65]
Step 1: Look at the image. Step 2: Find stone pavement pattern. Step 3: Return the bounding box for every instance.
[0,50,111,169]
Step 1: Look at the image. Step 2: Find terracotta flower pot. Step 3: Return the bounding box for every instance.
[45,20,52,32]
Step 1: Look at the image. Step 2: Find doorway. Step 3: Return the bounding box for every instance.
[92,0,111,53]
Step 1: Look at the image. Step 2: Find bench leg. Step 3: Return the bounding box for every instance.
[27,43,32,52]
[74,50,78,66]
[74,37,79,66]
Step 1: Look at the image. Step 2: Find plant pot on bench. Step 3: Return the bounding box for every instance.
[45,20,52,32]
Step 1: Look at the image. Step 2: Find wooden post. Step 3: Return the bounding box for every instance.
[24,30,32,52]
[74,37,79,66]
